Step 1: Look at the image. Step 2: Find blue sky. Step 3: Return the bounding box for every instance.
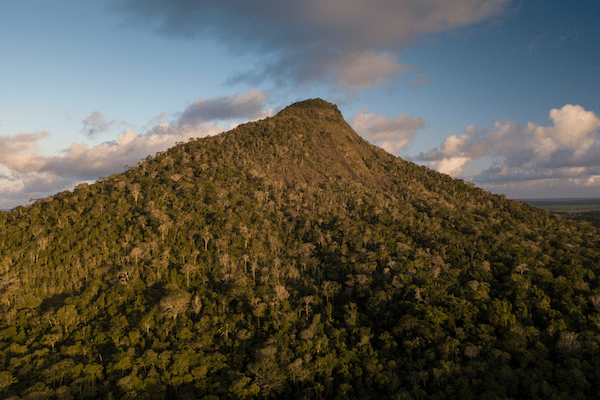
[1,0,599,208]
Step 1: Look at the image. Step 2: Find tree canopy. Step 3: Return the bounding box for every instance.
[1,99,600,399]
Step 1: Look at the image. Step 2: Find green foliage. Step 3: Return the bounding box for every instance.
[1,99,600,399]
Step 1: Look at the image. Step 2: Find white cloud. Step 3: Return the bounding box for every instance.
[418,104,600,190]
[349,106,424,154]
[428,157,472,177]
[534,104,600,148]
[0,130,50,173]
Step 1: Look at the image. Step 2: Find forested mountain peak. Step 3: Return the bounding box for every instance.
[216,98,389,189]
[1,99,600,399]
[277,98,343,117]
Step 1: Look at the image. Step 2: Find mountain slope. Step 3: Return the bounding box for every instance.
[1,99,600,399]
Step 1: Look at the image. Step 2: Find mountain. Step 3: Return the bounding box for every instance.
[1,99,600,400]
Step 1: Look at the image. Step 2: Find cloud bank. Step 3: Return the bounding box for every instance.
[349,106,424,154]
[0,130,50,173]
[112,0,510,92]
[418,104,600,196]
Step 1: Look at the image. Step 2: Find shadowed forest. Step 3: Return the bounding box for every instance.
[1,99,600,399]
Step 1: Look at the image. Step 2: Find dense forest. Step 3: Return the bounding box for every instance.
[557,211,600,229]
[1,99,600,399]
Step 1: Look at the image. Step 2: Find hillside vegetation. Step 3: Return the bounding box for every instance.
[556,211,600,229]
[1,99,600,399]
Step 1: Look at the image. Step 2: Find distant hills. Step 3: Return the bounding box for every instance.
[1,99,600,399]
